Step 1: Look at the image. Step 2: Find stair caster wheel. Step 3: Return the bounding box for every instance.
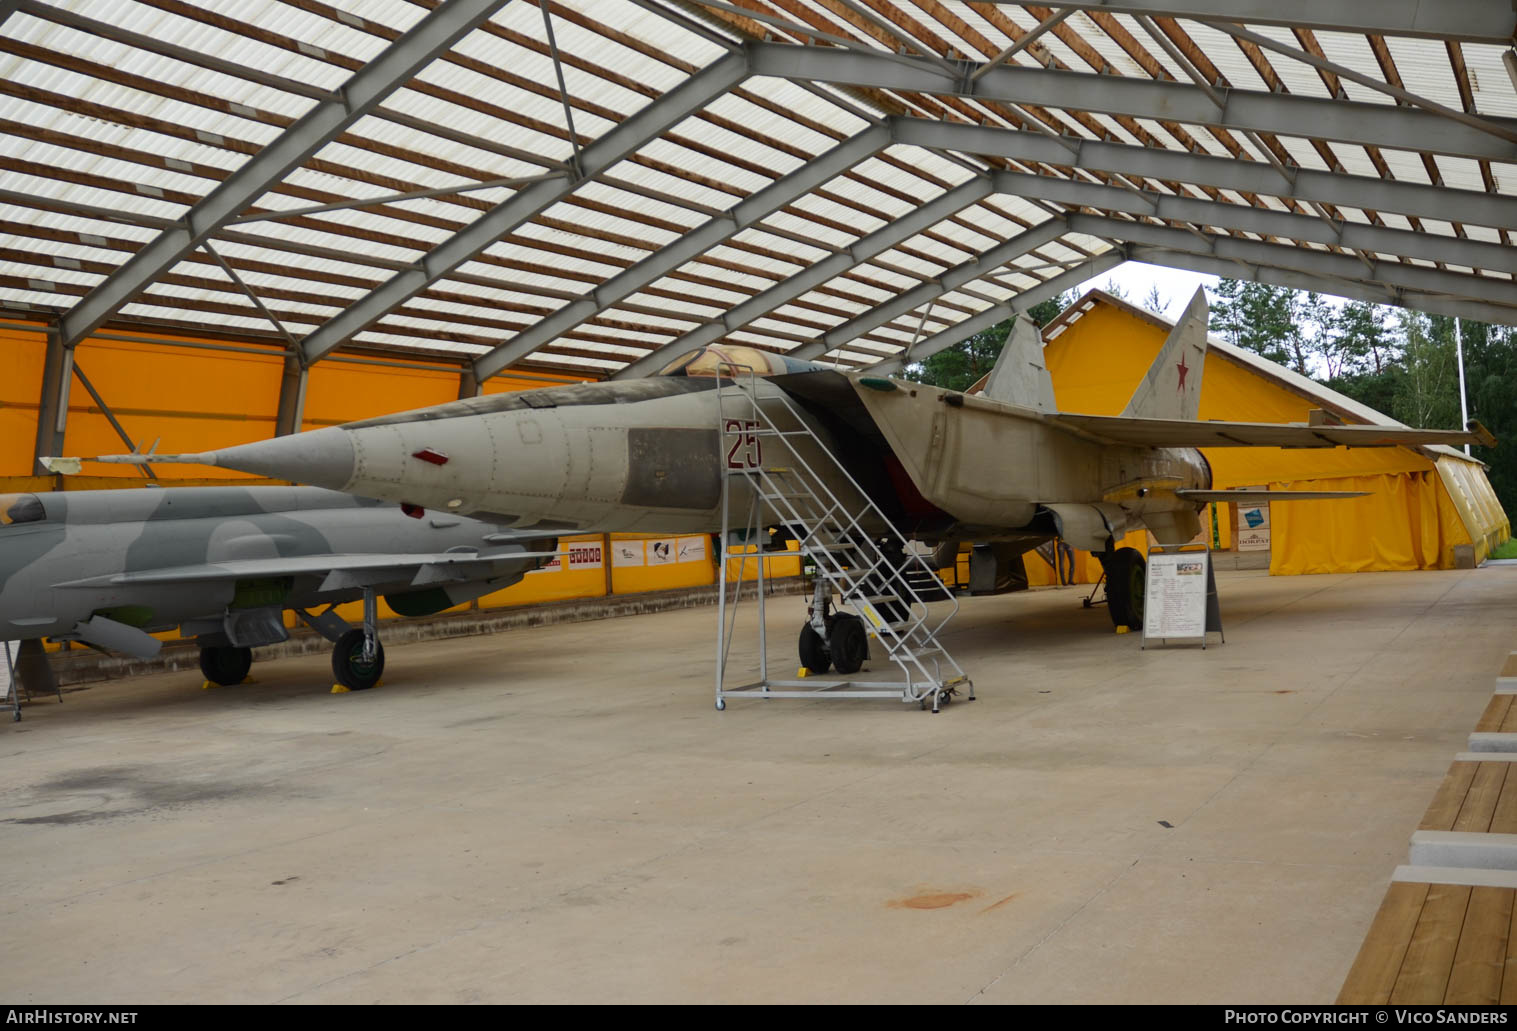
[715,697,726,711]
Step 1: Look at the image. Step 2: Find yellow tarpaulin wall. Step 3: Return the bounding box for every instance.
[1040,297,1508,574]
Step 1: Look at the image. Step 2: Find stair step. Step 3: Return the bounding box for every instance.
[892,645,944,660]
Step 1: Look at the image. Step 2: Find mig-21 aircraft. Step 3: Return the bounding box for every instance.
[52,291,1492,675]
[0,485,555,700]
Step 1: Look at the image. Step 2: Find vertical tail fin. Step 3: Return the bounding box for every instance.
[1120,288,1208,421]
[982,315,1057,412]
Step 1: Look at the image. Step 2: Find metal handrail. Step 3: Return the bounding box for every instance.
[712,364,967,697]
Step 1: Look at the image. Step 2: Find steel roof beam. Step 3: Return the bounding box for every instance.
[986,3,1517,44]
[1126,246,1517,327]
[54,0,515,351]
[1070,216,1517,312]
[749,43,1517,162]
[982,170,1514,271]
[787,217,1071,361]
[472,122,891,381]
[867,251,1127,375]
[612,175,998,379]
[301,50,751,365]
[891,118,1517,232]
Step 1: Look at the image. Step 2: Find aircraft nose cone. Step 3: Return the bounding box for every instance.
[211,427,356,489]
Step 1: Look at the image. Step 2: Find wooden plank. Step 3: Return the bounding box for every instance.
[1454,763,1511,833]
[1446,886,1513,1004]
[1500,653,1517,680]
[1477,695,1513,732]
[1423,762,1480,831]
[1503,893,1517,1004]
[1340,881,1431,1004]
[1391,883,1473,1003]
[1489,768,1517,835]
[1501,700,1517,734]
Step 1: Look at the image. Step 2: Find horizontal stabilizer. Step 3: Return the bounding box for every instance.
[1175,489,1368,503]
[1050,414,1494,451]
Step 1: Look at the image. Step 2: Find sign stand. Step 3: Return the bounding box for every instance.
[2,641,17,722]
[1141,545,1224,650]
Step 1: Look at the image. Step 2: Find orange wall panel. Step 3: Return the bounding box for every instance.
[302,361,459,429]
[68,336,283,481]
[0,323,46,477]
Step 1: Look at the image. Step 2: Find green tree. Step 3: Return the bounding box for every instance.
[1450,318,1517,518]
[1394,311,1460,430]
[1333,301,1397,376]
[1207,278,1304,373]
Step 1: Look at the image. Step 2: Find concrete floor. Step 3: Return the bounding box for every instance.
[2,566,1513,1004]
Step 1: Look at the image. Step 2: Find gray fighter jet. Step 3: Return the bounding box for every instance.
[53,291,1491,671]
[0,485,553,700]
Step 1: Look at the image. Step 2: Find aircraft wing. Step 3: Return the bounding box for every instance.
[1047,414,1495,450]
[54,548,556,588]
[1174,489,1368,503]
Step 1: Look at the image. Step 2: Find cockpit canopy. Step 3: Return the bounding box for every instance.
[0,494,45,526]
[658,344,823,379]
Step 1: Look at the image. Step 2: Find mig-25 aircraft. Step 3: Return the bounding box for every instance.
[52,291,1491,674]
[0,485,554,699]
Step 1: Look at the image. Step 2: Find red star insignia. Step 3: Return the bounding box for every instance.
[1176,355,1190,391]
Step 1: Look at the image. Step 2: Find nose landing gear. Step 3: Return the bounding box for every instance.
[331,588,385,691]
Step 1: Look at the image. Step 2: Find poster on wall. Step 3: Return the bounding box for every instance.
[676,536,707,563]
[613,540,645,567]
[567,541,603,569]
[530,541,603,573]
[647,538,677,565]
[1237,501,1270,552]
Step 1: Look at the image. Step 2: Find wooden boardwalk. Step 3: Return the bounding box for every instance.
[1339,657,1517,1004]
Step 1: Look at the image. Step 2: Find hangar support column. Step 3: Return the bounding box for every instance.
[32,327,69,478]
[274,354,308,439]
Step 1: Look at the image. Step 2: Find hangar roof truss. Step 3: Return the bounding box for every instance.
[0,0,1513,380]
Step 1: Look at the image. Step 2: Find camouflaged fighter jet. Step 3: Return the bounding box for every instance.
[55,290,1492,672]
[0,485,553,697]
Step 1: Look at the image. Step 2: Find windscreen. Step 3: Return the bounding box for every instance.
[658,344,810,378]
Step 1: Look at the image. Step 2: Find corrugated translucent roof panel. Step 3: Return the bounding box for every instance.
[0,0,1510,382]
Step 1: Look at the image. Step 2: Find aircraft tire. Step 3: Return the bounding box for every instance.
[1106,547,1146,630]
[829,614,869,675]
[199,645,252,686]
[332,629,385,691]
[798,622,831,675]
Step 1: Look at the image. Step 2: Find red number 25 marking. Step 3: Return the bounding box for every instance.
[724,419,762,470]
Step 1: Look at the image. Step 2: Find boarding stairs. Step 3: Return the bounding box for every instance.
[713,368,972,713]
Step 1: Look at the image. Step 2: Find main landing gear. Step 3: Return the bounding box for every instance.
[199,587,389,692]
[797,579,870,675]
[1098,546,1147,630]
[198,645,252,687]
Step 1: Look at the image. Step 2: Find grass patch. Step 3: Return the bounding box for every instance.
[1492,538,1517,560]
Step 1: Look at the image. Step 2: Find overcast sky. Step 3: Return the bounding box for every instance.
[1074,260,1219,319]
